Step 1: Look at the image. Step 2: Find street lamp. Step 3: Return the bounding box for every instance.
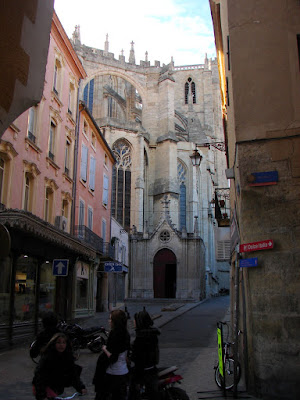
[190,148,202,166]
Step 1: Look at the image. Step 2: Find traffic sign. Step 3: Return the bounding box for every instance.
[240,239,273,253]
[104,262,128,273]
[239,258,258,268]
[53,259,69,276]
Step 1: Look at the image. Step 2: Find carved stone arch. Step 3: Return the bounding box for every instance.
[83,69,147,104]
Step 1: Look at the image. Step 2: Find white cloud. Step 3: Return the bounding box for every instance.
[54,0,216,66]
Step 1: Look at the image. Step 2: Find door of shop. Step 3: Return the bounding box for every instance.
[153,249,176,298]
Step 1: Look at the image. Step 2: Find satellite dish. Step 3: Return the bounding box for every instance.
[0,224,11,257]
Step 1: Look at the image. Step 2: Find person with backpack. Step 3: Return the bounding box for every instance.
[129,309,161,400]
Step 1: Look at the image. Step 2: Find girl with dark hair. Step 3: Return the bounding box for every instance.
[93,309,131,400]
[32,332,86,400]
[129,309,161,400]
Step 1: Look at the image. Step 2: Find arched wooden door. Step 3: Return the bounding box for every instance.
[153,249,177,298]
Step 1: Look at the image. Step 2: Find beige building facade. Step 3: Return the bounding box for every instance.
[210,1,300,398]
[72,29,230,301]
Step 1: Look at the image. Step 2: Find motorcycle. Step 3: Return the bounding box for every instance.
[59,320,108,355]
[137,365,190,400]
[30,320,108,363]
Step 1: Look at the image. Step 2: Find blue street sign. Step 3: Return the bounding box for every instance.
[249,171,278,186]
[53,259,69,276]
[104,262,128,273]
[239,257,258,268]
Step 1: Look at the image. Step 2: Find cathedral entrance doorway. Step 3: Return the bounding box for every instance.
[153,249,176,298]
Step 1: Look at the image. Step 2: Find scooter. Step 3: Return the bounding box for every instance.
[138,365,190,400]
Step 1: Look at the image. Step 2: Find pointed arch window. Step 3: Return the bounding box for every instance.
[83,79,94,113]
[184,77,196,104]
[111,141,132,229]
[178,160,187,230]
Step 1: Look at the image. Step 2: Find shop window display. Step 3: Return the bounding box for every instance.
[0,257,11,323]
[76,262,89,309]
[39,262,56,313]
[14,256,37,321]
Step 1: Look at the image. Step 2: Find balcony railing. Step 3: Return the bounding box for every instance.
[74,225,103,253]
[102,242,115,259]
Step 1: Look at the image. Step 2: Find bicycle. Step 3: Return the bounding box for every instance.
[214,322,241,390]
[48,391,82,399]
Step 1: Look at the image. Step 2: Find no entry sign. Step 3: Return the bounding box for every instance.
[240,240,273,253]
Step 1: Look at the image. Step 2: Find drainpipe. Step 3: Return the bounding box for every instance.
[71,79,82,235]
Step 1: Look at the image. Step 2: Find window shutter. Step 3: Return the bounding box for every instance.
[103,174,109,205]
[89,156,96,191]
[80,144,88,182]
[216,240,231,261]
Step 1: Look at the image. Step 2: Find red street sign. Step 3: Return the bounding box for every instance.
[239,240,273,253]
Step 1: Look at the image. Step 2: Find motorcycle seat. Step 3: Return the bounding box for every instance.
[157,366,178,377]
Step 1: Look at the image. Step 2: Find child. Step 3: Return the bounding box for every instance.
[129,309,161,400]
[32,332,87,400]
[93,309,131,400]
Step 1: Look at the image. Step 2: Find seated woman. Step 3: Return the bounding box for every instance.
[32,332,87,400]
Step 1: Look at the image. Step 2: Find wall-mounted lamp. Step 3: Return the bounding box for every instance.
[190,149,202,167]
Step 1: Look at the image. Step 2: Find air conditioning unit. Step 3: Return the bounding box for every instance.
[55,216,68,232]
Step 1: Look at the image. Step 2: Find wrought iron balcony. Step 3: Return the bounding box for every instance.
[74,225,103,253]
[101,242,115,260]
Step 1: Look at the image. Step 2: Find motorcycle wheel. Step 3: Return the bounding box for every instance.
[215,358,241,390]
[71,338,81,360]
[165,387,190,400]
[88,340,102,353]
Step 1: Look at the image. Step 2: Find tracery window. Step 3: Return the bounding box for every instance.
[184,77,196,104]
[111,140,132,229]
[178,160,187,230]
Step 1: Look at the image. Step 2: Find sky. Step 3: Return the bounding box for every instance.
[53,0,216,66]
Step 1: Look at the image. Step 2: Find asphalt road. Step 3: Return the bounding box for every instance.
[159,295,230,399]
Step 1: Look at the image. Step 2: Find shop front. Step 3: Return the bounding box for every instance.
[0,210,97,348]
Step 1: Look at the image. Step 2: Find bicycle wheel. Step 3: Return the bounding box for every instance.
[215,358,241,390]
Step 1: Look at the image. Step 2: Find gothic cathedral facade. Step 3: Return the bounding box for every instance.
[72,30,230,301]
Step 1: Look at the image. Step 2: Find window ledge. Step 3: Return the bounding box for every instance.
[25,137,42,154]
[51,90,63,108]
[67,111,76,125]
[63,172,73,183]
[46,156,60,171]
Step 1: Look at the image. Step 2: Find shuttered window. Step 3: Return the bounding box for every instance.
[216,240,231,261]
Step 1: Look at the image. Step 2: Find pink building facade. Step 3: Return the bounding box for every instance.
[0,12,114,346]
[74,101,115,312]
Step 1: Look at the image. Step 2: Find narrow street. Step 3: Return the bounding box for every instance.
[0,296,230,400]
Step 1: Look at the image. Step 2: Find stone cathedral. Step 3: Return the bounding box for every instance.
[72,28,230,301]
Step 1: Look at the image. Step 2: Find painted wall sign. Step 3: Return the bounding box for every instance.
[239,257,258,268]
[248,171,278,186]
[240,239,273,253]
